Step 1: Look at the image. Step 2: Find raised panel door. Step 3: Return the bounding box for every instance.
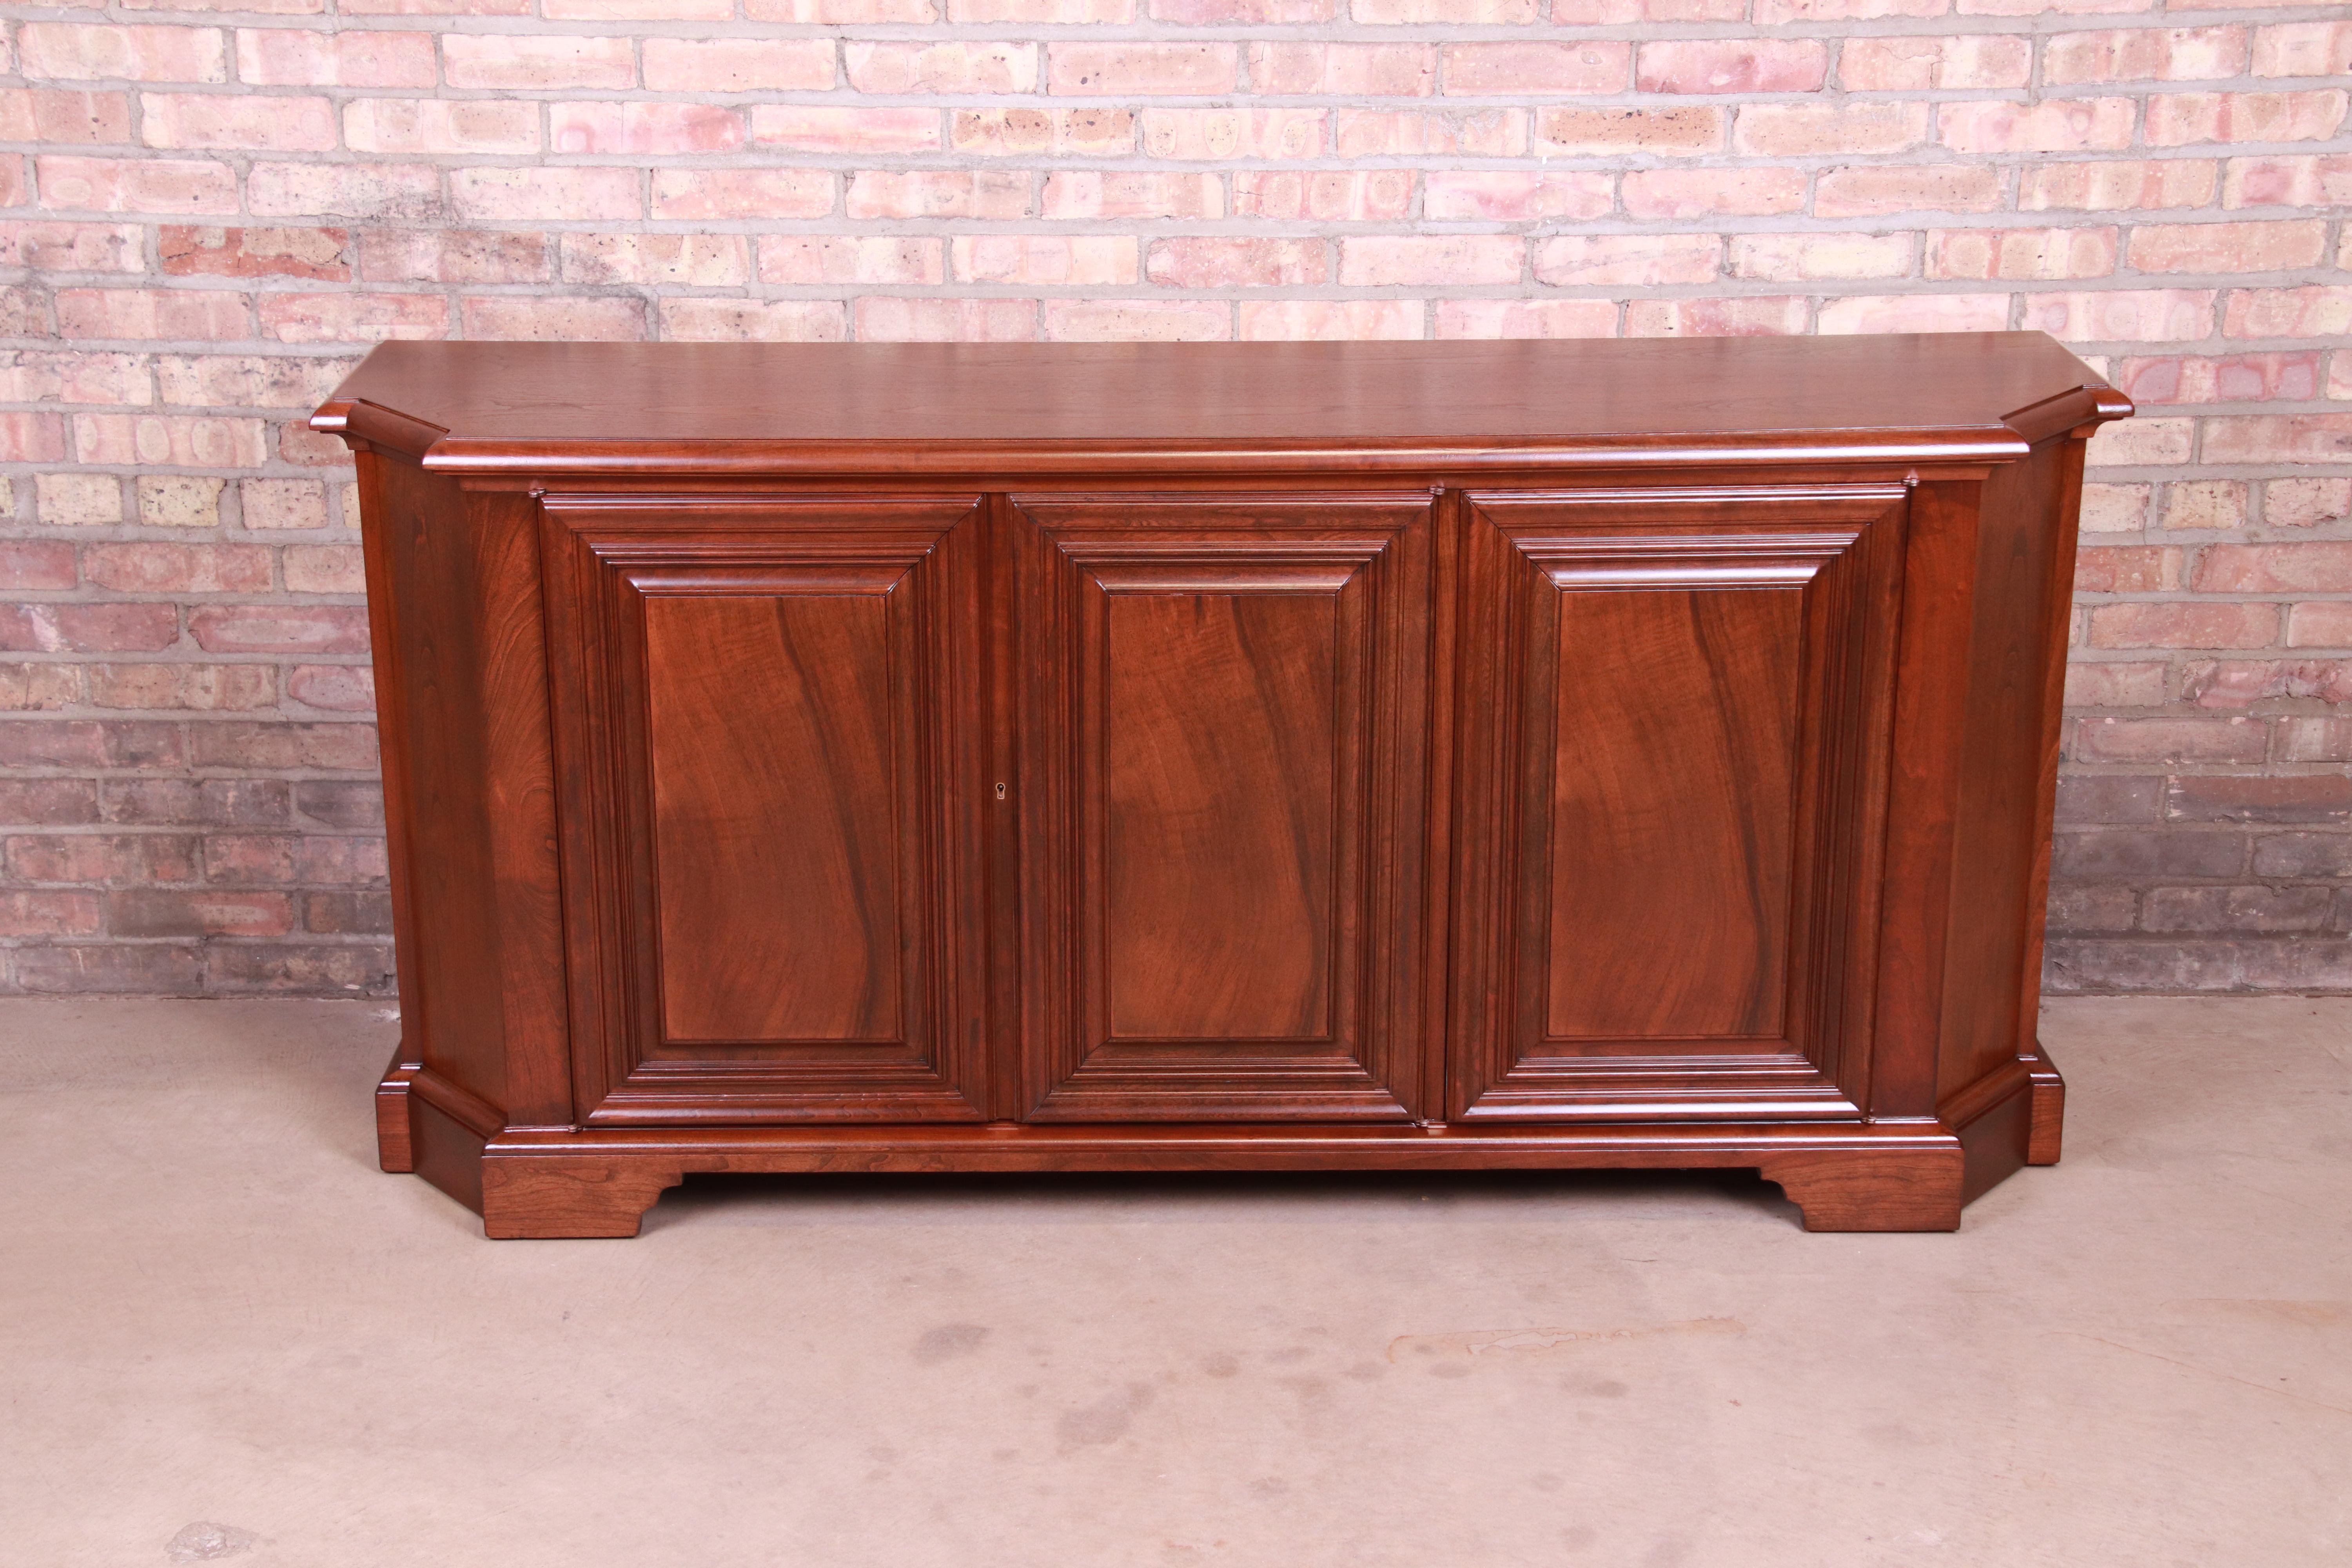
[1007,493,1434,1121]
[1450,486,1909,1122]
[541,495,993,1124]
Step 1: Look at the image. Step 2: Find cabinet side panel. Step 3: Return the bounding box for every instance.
[646,592,902,1043]
[1547,587,1802,1040]
[366,456,510,1119]
[1106,592,1339,1041]
[1939,439,2068,1105]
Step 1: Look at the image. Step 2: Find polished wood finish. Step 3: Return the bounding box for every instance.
[318,334,2129,1237]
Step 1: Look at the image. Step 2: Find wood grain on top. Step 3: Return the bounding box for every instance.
[313,334,2128,475]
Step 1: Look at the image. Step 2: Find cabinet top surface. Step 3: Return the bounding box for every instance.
[314,333,2128,477]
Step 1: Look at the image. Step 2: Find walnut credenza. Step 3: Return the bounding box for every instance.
[314,334,2130,1238]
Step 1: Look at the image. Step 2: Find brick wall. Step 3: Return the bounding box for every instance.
[0,0,2345,996]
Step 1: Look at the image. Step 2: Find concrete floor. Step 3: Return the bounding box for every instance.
[1,999,2346,1567]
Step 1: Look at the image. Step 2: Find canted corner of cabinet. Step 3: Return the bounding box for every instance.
[307,396,448,464]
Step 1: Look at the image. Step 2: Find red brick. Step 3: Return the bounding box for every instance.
[2223,154,2352,209]
[2165,776,2352,825]
[246,162,439,220]
[852,170,1034,221]
[843,42,1033,94]
[572,234,749,287]
[2222,286,2352,338]
[1040,299,1229,341]
[651,169,831,221]
[551,103,746,156]
[1247,44,1434,96]
[187,605,369,655]
[2085,601,2277,648]
[1042,172,1220,220]
[0,221,146,272]
[110,889,293,937]
[1636,40,1828,94]
[160,225,348,281]
[656,299,847,342]
[286,665,374,711]
[1048,44,1236,95]
[18,24,228,84]
[751,107,942,154]
[2119,352,2320,405]
[450,168,641,223]
[2073,545,2182,592]
[1624,167,1805,220]
[2193,543,2352,593]
[1814,164,2004,218]
[2146,90,2348,146]
[443,34,636,90]
[952,109,1134,158]
[260,292,446,345]
[2020,289,2216,343]
[2160,480,2249,531]
[344,99,539,156]
[1442,44,1629,96]
[2020,158,2217,211]
[1352,0,1528,18]
[1236,301,1423,341]
[462,296,647,341]
[764,235,936,287]
[0,891,102,937]
[1145,108,1327,161]
[188,721,376,770]
[0,89,134,145]
[0,412,68,463]
[5,834,199,886]
[1534,235,1718,288]
[2203,416,2352,466]
[1626,297,1809,337]
[36,155,238,214]
[1839,36,2030,90]
[1423,171,1612,223]
[2043,26,2249,83]
[1339,236,1523,287]
[0,602,180,653]
[361,230,555,285]
[83,543,271,594]
[1818,294,2012,334]
[2252,21,2352,78]
[2073,717,2269,765]
[2267,479,2350,531]
[0,779,101,825]
[1733,102,1924,157]
[951,236,1129,287]
[86,664,276,711]
[1534,107,1720,156]
[2184,659,2352,708]
[1434,299,1618,339]
[140,93,335,151]
[233,27,436,87]
[1147,238,1326,289]
[853,298,1039,342]
[1926,227,2117,281]
[2063,661,2167,706]
[0,541,76,592]
[2129,219,2328,273]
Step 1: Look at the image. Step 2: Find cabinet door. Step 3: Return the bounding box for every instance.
[541,495,993,1124]
[1450,486,1908,1122]
[1007,493,1434,1121]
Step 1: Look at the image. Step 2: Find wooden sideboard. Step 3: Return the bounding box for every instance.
[313,335,2130,1238]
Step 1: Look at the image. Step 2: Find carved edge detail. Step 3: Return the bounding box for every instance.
[479,1155,686,1240]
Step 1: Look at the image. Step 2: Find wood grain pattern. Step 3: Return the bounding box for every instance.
[647,592,902,1044]
[312,338,2131,1237]
[1546,587,1801,1040]
[1012,493,1432,1122]
[1105,592,1338,1041]
[1452,488,1909,1123]
[540,495,993,1125]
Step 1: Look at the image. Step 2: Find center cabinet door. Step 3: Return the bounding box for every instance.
[541,494,993,1125]
[1449,486,1909,1123]
[1007,493,1436,1121]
